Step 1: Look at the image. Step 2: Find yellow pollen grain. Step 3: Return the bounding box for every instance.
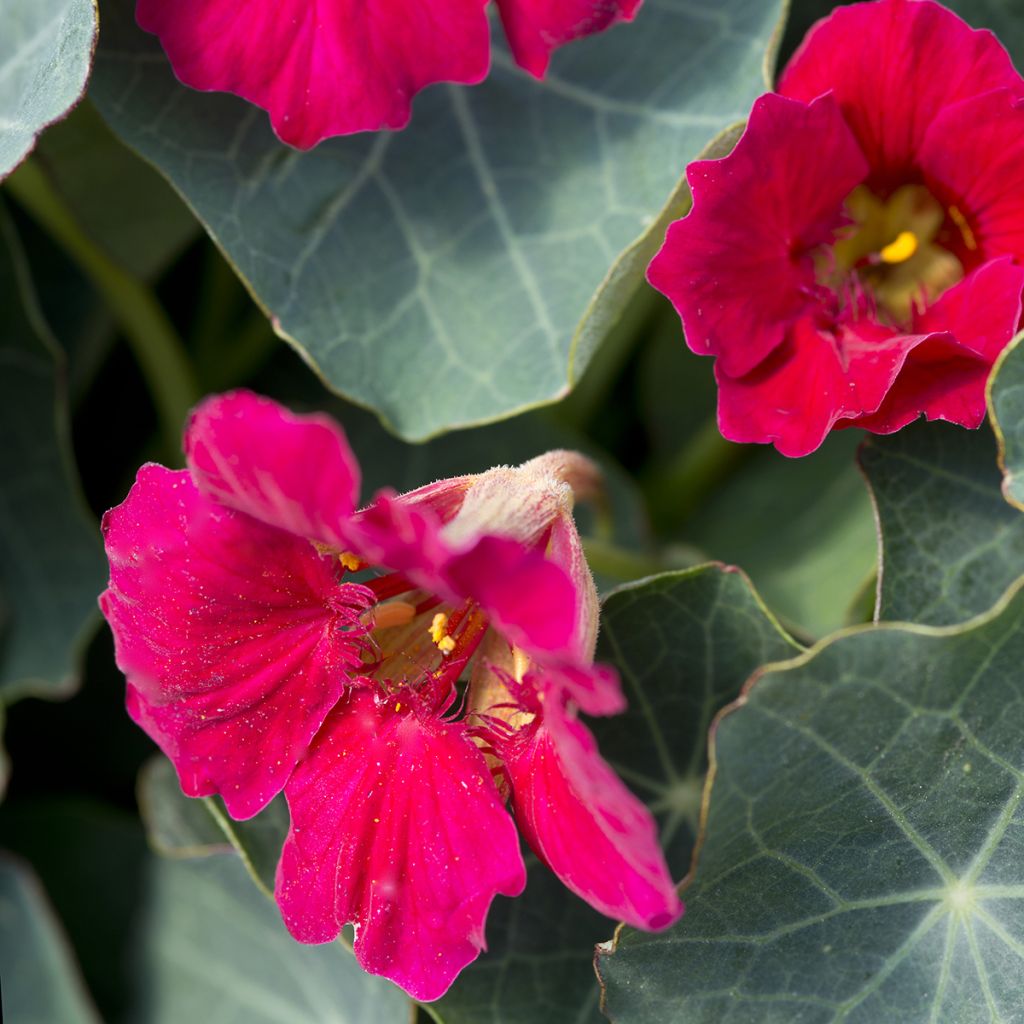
[372,600,416,630]
[339,551,362,572]
[948,205,978,251]
[395,702,402,712]
[429,612,449,645]
[879,230,919,264]
[438,636,456,655]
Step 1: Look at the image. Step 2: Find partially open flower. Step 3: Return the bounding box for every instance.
[100,391,680,1000]
[136,0,641,148]
[648,0,1024,457]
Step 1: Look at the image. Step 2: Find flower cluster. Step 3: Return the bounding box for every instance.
[100,391,680,1000]
[649,0,1024,456]
[137,0,640,147]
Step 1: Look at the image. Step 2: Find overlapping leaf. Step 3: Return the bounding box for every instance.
[0,854,100,1024]
[0,207,105,704]
[989,332,1024,513]
[860,422,1024,627]
[90,0,786,439]
[599,578,1024,1023]
[0,0,97,179]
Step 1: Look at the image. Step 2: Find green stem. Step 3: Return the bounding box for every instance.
[644,417,750,531]
[5,160,199,455]
[581,537,665,583]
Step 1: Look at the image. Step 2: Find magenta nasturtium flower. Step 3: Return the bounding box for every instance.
[136,0,641,148]
[648,0,1024,457]
[100,391,681,1000]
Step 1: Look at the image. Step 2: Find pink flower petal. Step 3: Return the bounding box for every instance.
[497,0,642,77]
[184,391,360,549]
[779,0,1024,190]
[851,258,1024,434]
[496,692,681,930]
[647,93,868,379]
[918,89,1024,267]
[715,317,926,457]
[100,464,372,819]
[275,689,526,1001]
[136,0,491,148]
[445,535,581,659]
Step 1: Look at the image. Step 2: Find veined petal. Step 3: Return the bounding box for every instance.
[495,692,681,931]
[715,317,925,457]
[136,0,491,147]
[276,689,526,1001]
[185,390,360,549]
[919,89,1024,268]
[647,93,868,379]
[779,0,1024,189]
[445,535,580,659]
[100,465,371,819]
[496,0,642,78]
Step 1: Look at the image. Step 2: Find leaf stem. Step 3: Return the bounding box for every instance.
[581,537,664,583]
[644,417,750,531]
[5,159,199,455]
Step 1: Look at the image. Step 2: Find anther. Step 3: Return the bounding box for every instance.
[368,600,417,630]
[429,612,456,655]
[339,551,362,572]
[879,230,918,264]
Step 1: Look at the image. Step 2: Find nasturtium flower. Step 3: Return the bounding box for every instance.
[648,0,1024,457]
[100,391,681,1000]
[136,0,641,148]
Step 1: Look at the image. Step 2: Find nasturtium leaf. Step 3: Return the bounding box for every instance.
[988,332,1024,513]
[137,757,230,860]
[132,853,411,1023]
[0,0,97,180]
[0,854,99,1024]
[90,0,786,440]
[432,565,798,1024]
[686,431,877,639]
[860,422,1024,627]
[0,206,105,702]
[599,578,1024,1023]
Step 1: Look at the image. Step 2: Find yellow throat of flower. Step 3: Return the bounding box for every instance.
[829,184,972,323]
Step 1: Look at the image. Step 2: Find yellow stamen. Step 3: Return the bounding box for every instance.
[429,612,448,645]
[948,205,977,251]
[339,551,362,572]
[371,600,416,630]
[395,702,402,712]
[879,230,919,264]
[428,612,457,656]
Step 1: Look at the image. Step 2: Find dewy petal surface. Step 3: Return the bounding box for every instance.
[185,390,360,549]
[496,691,681,931]
[100,465,372,819]
[135,0,491,147]
[779,0,1024,188]
[276,689,526,1001]
[647,93,869,379]
[496,0,641,77]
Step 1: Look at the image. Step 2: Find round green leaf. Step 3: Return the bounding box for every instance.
[0,0,97,179]
[90,0,786,440]
[0,853,100,1024]
[988,331,1024,513]
[599,577,1024,1023]
[860,422,1024,627]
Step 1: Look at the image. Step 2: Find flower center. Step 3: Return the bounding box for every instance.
[825,184,970,324]
[355,568,489,698]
